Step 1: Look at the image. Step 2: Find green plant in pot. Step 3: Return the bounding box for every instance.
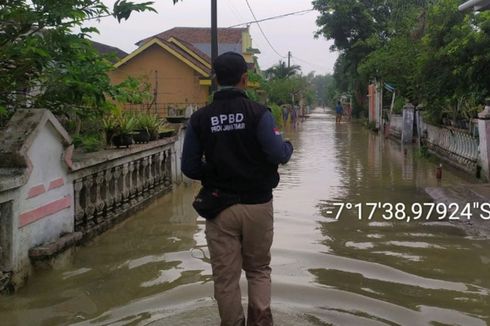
[135,113,161,142]
[112,114,136,148]
[102,114,118,146]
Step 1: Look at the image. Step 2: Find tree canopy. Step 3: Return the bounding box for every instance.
[260,61,318,106]
[264,60,301,80]
[0,0,179,124]
[313,0,489,121]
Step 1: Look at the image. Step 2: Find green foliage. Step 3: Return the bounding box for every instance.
[0,106,8,127]
[246,70,266,102]
[112,0,157,23]
[358,36,422,103]
[115,114,137,134]
[393,96,406,114]
[135,112,161,134]
[311,74,334,106]
[261,60,317,108]
[247,70,264,84]
[103,110,137,135]
[111,76,153,105]
[269,104,284,130]
[314,0,490,122]
[265,78,293,105]
[0,0,157,125]
[416,143,430,158]
[102,113,118,131]
[72,134,105,153]
[265,75,313,106]
[417,1,490,120]
[264,61,301,80]
[245,89,259,102]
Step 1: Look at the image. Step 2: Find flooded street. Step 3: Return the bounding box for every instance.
[1,109,489,325]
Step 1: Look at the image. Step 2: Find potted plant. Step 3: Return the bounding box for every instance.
[133,114,150,144]
[112,114,136,148]
[135,113,161,142]
[102,114,118,146]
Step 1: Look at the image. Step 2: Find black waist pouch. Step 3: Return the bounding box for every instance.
[192,187,240,219]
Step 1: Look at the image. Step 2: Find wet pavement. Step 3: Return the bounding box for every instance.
[0,108,489,325]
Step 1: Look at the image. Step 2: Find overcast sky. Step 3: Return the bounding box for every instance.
[86,0,338,75]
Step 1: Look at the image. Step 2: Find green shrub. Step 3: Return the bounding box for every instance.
[270,103,283,129]
[72,134,105,153]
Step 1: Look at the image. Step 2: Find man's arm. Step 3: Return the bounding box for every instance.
[256,111,293,164]
[181,123,204,180]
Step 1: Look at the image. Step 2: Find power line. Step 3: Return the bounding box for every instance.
[291,55,331,71]
[228,9,315,28]
[244,0,287,58]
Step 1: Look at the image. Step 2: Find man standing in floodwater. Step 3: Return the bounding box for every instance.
[181,52,293,326]
[335,101,343,123]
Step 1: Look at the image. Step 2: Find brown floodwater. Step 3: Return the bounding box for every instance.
[1,108,489,325]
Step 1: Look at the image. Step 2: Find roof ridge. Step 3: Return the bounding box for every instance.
[136,26,247,47]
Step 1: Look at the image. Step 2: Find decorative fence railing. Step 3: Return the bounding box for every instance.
[387,110,480,174]
[423,124,479,173]
[71,141,174,234]
[0,109,187,292]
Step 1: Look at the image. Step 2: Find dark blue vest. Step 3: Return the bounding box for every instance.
[189,89,278,203]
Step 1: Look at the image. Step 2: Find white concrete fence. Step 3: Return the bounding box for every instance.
[388,114,403,139]
[387,103,490,178]
[421,122,479,174]
[0,109,186,292]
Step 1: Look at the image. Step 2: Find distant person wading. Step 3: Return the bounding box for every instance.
[181,52,293,326]
[335,101,343,123]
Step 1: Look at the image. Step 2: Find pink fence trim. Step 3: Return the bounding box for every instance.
[48,178,64,190]
[19,196,72,228]
[26,185,46,199]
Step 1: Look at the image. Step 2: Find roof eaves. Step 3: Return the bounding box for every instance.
[115,38,210,77]
[167,37,211,69]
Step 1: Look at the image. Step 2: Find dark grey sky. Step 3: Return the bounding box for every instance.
[87,0,338,75]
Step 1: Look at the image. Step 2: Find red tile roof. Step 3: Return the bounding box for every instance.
[90,40,127,62]
[137,27,247,47]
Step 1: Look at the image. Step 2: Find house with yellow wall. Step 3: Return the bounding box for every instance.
[110,26,260,116]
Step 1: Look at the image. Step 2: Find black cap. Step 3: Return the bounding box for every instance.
[213,52,248,86]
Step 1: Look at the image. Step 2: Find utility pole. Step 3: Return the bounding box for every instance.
[211,0,218,92]
[287,51,291,68]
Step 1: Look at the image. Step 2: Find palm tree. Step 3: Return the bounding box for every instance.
[264,60,301,80]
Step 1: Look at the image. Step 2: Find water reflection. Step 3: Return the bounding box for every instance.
[0,185,213,325]
[311,110,489,324]
[0,109,489,325]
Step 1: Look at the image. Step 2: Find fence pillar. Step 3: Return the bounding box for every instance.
[415,105,425,147]
[478,99,490,181]
[402,103,415,144]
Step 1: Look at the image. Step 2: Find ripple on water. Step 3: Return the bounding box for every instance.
[372,250,423,262]
[1,109,489,325]
[345,241,375,250]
